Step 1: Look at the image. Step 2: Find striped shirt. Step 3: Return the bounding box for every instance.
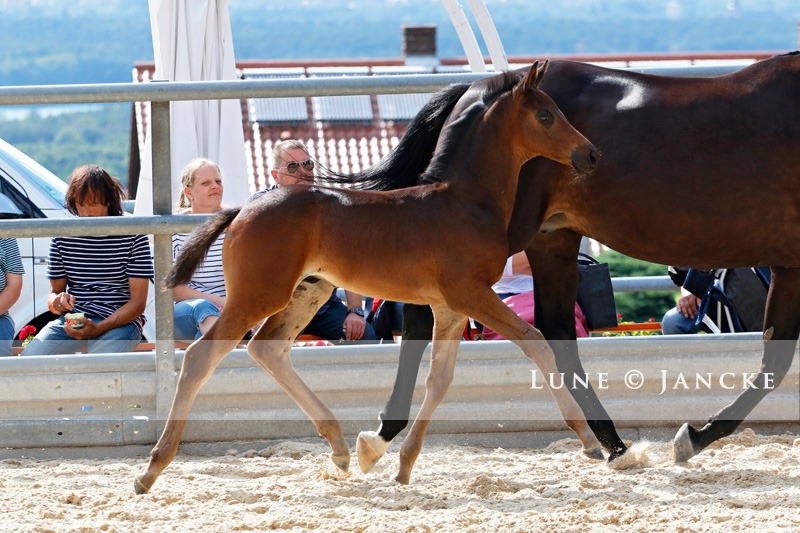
[172,232,226,298]
[0,238,25,320]
[47,234,154,335]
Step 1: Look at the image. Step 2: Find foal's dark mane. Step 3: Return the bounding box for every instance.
[315,82,471,191]
[315,70,524,191]
[419,70,524,184]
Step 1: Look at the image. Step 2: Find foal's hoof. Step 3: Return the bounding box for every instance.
[393,471,411,485]
[673,423,699,463]
[356,431,391,474]
[133,477,150,495]
[331,452,350,472]
[582,446,605,461]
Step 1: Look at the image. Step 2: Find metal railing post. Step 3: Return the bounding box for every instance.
[150,98,177,430]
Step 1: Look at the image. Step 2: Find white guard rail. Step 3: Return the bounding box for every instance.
[0,334,796,449]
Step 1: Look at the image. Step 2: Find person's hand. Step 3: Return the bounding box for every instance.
[65,317,96,339]
[52,292,75,314]
[676,294,701,319]
[342,313,366,340]
[210,295,226,311]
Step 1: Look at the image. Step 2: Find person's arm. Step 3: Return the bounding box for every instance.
[68,277,149,339]
[172,285,226,310]
[0,273,22,315]
[509,251,532,275]
[48,278,74,314]
[342,290,366,340]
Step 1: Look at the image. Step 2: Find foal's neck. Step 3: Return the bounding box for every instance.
[446,101,528,227]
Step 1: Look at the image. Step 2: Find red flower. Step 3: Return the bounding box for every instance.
[18,325,36,341]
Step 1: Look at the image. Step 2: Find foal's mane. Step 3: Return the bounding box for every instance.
[419,70,524,183]
[314,82,472,191]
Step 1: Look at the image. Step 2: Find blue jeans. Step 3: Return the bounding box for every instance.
[174,298,220,341]
[20,314,141,355]
[303,299,377,343]
[661,307,703,335]
[0,314,14,357]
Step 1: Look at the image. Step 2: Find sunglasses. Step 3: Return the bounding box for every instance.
[277,159,315,174]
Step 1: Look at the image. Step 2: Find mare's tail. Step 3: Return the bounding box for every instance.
[317,82,472,191]
[164,208,241,289]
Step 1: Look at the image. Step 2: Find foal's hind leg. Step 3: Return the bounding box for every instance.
[135,312,256,494]
[674,266,800,463]
[358,304,433,473]
[247,279,350,472]
[395,305,466,484]
[454,287,603,460]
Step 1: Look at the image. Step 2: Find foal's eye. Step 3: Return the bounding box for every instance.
[537,109,553,125]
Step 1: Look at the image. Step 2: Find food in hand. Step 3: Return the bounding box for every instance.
[65,312,86,329]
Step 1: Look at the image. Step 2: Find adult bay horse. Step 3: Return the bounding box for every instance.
[357,51,800,473]
[134,62,602,493]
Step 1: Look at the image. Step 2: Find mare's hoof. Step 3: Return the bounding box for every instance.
[133,477,150,495]
[582,446,605,461]
[393,472,411,485]
[673,423,699,463]
[331,452,350,472]
[356,431,391,474]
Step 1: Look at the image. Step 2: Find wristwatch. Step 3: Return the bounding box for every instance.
[347,307,365,318]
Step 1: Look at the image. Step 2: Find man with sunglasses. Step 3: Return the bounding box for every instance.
[249,140,377,343]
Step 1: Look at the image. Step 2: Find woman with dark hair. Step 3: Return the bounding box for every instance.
[22,165,154,355]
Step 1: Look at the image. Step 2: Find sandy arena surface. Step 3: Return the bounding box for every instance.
[0,428,798,532]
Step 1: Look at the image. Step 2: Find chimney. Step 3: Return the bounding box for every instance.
[402,25,437,66]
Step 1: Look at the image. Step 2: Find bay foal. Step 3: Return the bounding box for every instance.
[134,62,601,493]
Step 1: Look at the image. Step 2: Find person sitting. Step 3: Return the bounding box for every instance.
[661,266,769,334]
[481,251,590,340]
[250,139,377,343]
[22,165,154,355]
[172,158,226,342]
[0,238,24,356]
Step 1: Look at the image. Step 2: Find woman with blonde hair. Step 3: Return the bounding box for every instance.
[172,158,227,341]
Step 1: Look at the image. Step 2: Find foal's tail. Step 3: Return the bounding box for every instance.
[164,208,241,289]
[316,82,472,191]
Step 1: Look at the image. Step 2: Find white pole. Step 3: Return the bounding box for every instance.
[465,0,509,70]
[440,0,486,72]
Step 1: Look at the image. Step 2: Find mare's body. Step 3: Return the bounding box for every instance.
[134,64,602,493]
[366,52,800,469]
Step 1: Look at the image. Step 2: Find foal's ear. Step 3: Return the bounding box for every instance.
[523,60,549,90]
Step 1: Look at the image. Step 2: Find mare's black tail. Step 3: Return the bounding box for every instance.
[316,82,471,191]
[164,208,240,289]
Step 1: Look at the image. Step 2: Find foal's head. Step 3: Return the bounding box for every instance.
[510,61,599,175]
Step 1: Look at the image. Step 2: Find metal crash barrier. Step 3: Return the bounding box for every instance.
[0,334,796,449]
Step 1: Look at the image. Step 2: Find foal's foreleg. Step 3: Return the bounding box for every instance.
[674,266,800,463]
[395,305,465,484]
[135,319,251,494]
[460,288,603,460]
[247,280,350,471]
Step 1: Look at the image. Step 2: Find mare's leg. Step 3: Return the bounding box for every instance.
[527,233,624,460]
[455,285,602,461]
[395,305,466,484]
[135,310,256,494]
[247,279,350,471]
[357,304,433,473]
[674,266,800,462]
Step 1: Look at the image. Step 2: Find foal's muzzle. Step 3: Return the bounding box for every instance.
[571,143,600,175]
